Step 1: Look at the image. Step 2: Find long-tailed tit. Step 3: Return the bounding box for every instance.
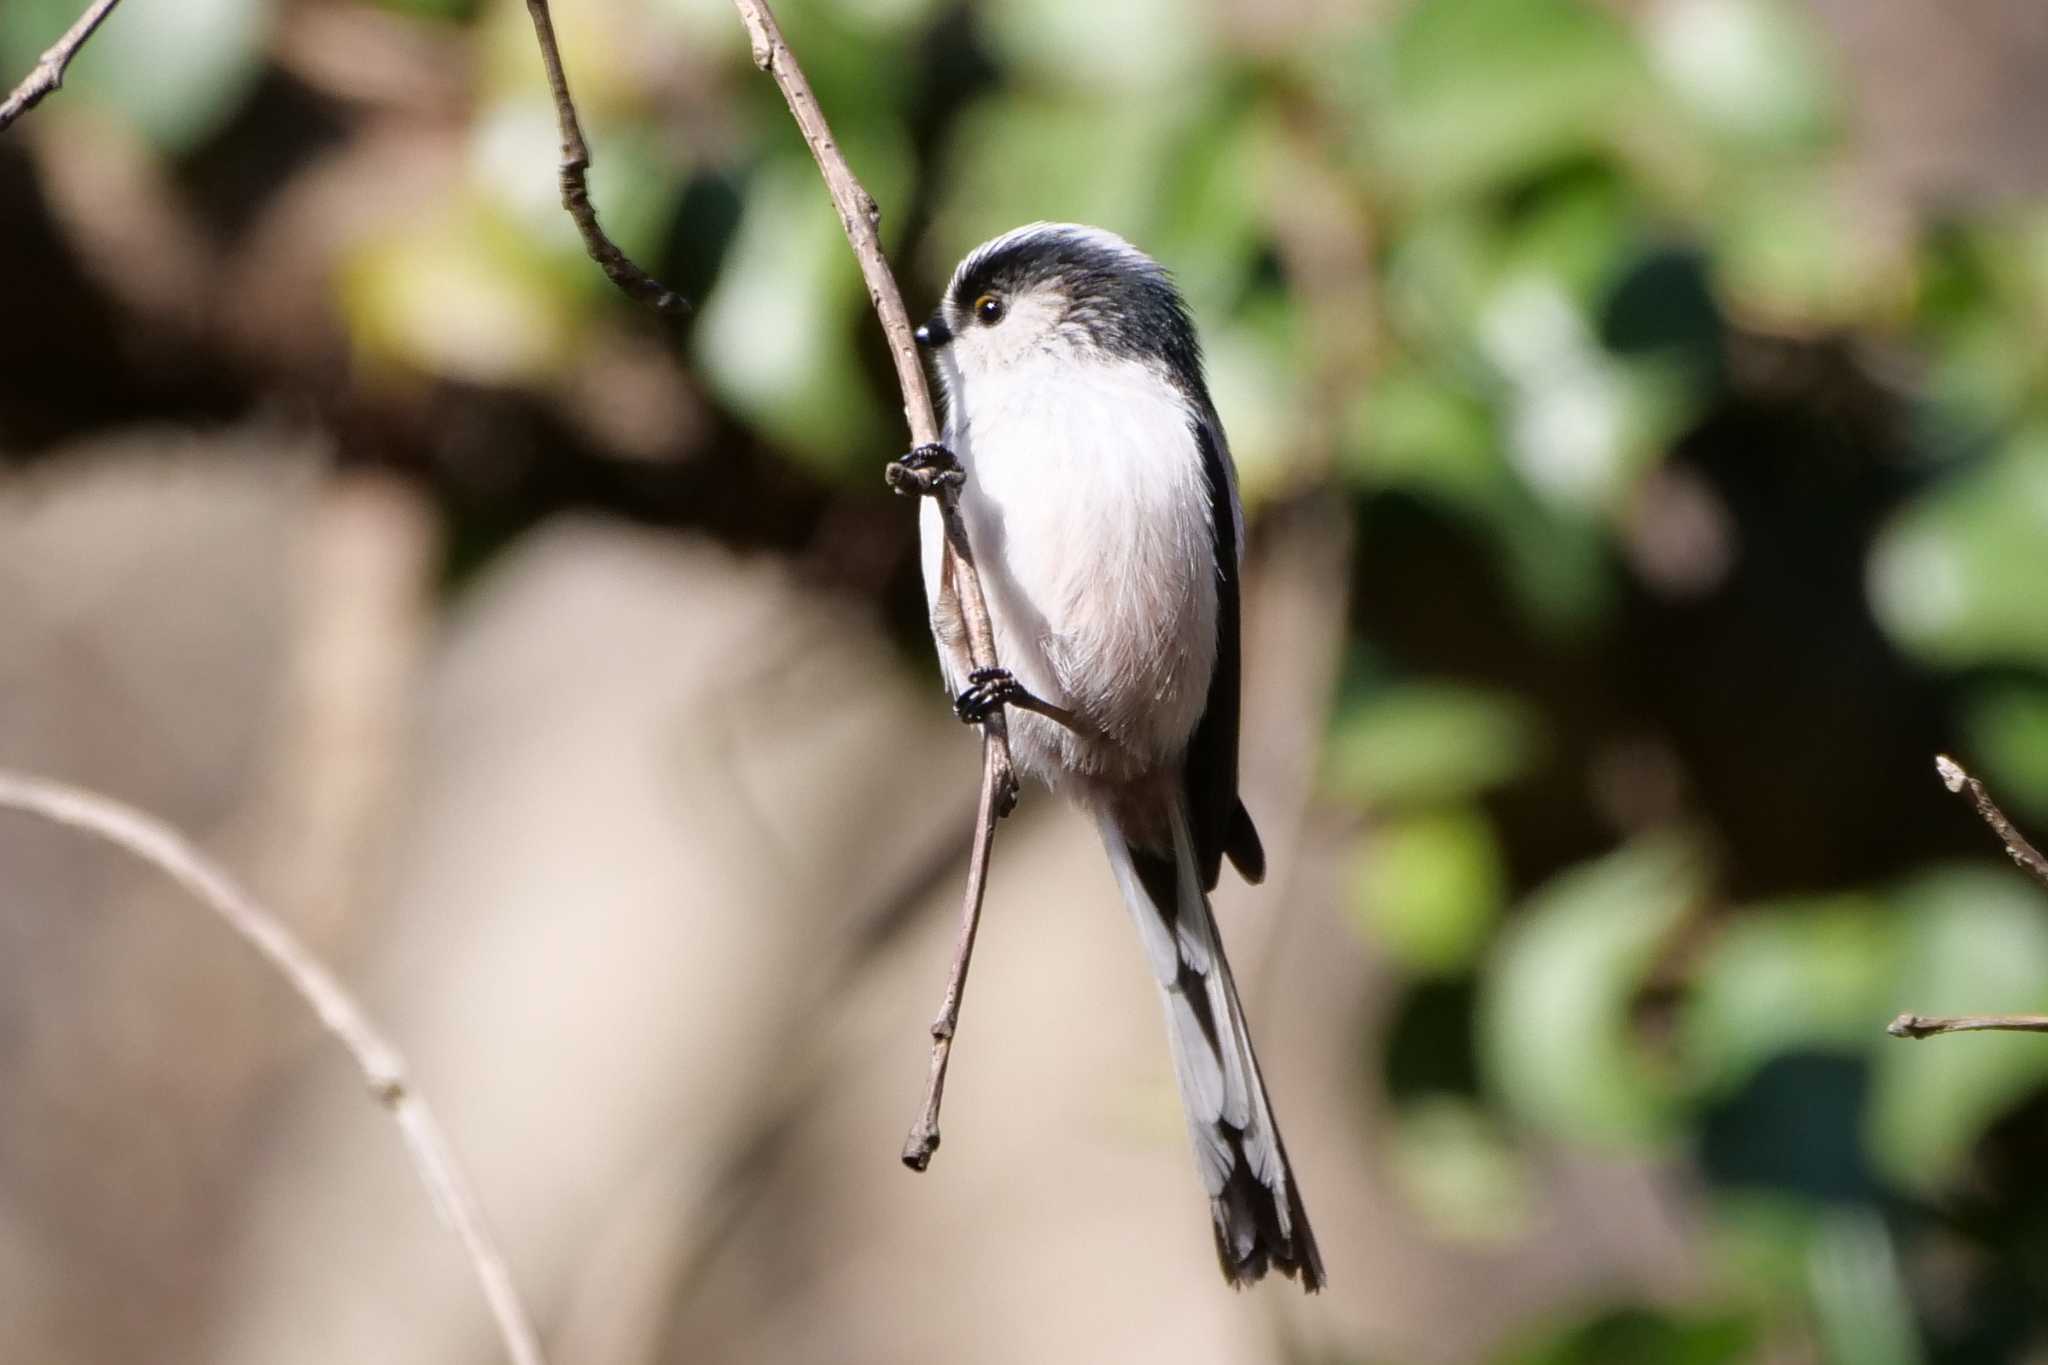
[902,223,1325,1291]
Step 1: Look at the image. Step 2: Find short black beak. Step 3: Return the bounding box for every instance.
[915,313,951,349]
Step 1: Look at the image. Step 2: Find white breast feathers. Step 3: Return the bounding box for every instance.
[938,352,1219,787]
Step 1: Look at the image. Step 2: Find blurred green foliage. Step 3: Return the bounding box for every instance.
[9,0,2048,1357]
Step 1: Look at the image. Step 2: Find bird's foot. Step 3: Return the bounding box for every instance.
[953,667,1024,724]
[886,443,964,497]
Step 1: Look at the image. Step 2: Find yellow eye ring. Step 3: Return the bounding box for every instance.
[974,293,1005,325]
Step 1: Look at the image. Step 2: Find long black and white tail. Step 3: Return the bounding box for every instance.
[1100,803,1325,1291]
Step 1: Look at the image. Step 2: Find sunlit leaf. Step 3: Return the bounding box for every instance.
[1480,838,1703,1145]
[980,0,1212,94]
[1647,0,1835,149]
[1869,430,2048,672]
[342,196,580,387]
[1351,808,1506,975]
[1712,172,1897,326]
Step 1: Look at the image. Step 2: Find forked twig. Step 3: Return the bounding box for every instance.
[1889,756,2048,1045]
[726,0,1023,1172]
[520,0,687,315]
[0,0,125,132]
[0,773,546,1365]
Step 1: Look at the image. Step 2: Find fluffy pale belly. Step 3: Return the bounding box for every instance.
[973,511,1206,782]
[936,390,1217,791]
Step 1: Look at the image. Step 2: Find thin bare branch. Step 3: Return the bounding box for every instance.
[727,0,1004,664]
[901,728,1006,1169]
[1888,1013,2048,1039]
[1936,753,2048,893]
[0,0,124,132]
[0,772,546,1365]
[727,0,1023,1170]
[521,0,686,315]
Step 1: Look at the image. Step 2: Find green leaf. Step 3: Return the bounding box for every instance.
[1342,365,1503,502]
[1646,0,1836,150]
[1148,84,1277,310]
[1962,685,2048,823]
[341,196,580,387]
[979,0,1213,94]
[1369,0,1662,208]
[1681,895,1896,1096]
[1480,837,1703,1145]
[1351,808,1506,975]
[1711,171,1891,326]
[1914,218,2048,430]
[692,147,910,474]
[1325,684,1543,808]
[1869,429,2048,672]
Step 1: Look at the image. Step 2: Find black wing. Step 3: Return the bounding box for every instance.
[1184,414,1265,890]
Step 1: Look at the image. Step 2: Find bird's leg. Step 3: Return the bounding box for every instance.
[953,667,1086,735]
[886,443,964,497]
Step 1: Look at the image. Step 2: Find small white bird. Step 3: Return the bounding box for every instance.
[903,222,1324,1291]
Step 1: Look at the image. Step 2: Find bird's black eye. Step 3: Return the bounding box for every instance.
[974,293,1004,326]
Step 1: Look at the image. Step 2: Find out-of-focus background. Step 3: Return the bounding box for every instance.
[4,0,2048,1360]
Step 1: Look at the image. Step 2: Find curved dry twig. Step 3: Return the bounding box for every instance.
[1937,753,2048,892]
[728,0,1019,1171]
[520,0,686,315]
[0,0,125,132]
[0,772,546,1365]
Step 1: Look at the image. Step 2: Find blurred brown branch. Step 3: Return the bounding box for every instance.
[1889,1013,2048,1039]
[1937,753,2048,891]
[520,0,686,315]
[0,772,547,1365]
[0,0,124,132]
[1888,756,2048,1044]
[726,0,1020,1173]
